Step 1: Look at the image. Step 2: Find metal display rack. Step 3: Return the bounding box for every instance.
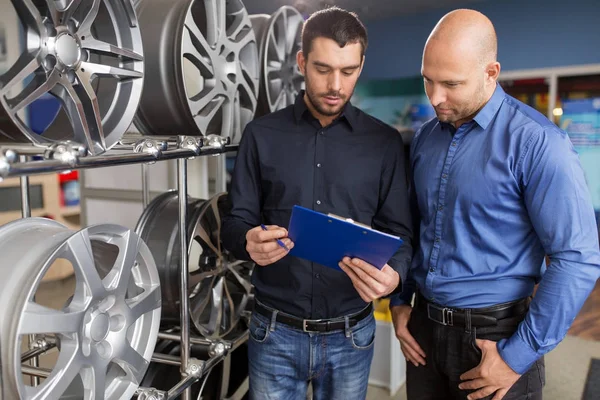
[2,133,245,400]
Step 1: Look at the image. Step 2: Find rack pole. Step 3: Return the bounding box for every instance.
[20,155,31,218]
[142,163,150,207]
[177,157,191,400]
[20,155,39,386]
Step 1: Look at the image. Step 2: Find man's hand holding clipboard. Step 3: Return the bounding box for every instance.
[287,205,404,302]
[338,257,400,303]
[245,225,294,266]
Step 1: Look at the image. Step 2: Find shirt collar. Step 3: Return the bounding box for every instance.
[293,90,356,130]
[472,83,506,130]
[439,84,505,132]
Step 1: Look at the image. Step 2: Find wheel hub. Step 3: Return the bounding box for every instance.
[82,296,125,359]
[90,313,110,342]
[55,33,82,68]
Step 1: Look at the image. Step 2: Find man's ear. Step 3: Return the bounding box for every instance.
[297,50,306,75]
[485,61,501,84]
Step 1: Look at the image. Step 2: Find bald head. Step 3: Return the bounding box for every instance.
[421,9,501,128]
[427,9,497,67]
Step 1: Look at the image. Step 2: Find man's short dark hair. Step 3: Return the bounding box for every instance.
[301,6,368,58]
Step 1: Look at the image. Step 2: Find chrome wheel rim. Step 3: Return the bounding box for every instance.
[0,0,144,155]
[252,6,304,116]
[188,193,253,339]
[135,192,253,339]
[134,0,259,143]
[0,218,161,400]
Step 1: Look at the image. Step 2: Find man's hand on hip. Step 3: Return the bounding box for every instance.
[338,257,400,302]
[391,304,427,367]
[245,225,293,266]
[459,339,521,400]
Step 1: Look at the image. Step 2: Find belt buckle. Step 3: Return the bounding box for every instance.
[427,304,454,326]
[302,319,320,332]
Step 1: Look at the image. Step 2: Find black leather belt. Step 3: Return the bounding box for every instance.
[417,292,529,328]
[253,301,372,333]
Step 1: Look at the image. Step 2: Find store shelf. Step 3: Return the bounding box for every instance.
[60,206,81,217]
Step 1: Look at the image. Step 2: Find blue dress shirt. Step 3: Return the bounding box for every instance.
[391,84,600,374]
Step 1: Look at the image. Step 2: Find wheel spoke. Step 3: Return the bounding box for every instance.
[77,0,102,37]
[271,89,285,110]
[268,29,285,63]
[226,263,252,293]
[81,37,143,61]
[194,95,226,135]
[53,77,105,153]
[228,11,246,40]
[182,29,213,77]
[80,61,143,80]
[6,69,60,114]
[21,302,84,335]
[185,13,214,55]
[128,284,161,320]
[67,230,107,299]
[81,366,106,400]
[116,345,148,383]
[26,341,81,400]
[111,231,140,296]
[239,62,258,109]
[11,0,44,35]
[266,60,282,79]
[47,0,84,28]
[0,51,42,97]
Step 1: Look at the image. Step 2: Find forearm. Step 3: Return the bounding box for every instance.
[389,273,416,307]
[221,218,254,261]
[498,256,600,374]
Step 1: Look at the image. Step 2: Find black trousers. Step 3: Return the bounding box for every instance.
[406,296,545,400]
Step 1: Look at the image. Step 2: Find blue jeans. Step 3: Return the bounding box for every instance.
[247,303,376,400]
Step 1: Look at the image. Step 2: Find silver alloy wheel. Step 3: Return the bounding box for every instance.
[0,218,161,400]
[0,0,144,155]
[134,191,206,325]
[135,191,253,339]
[250,6,304,116]
[133,0,259,144]
[188,193,253,339]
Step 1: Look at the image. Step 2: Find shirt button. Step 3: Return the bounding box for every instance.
[435,237,440,243]
[317,163,321,168]
[438,205,444,211]
[451,142,457,147]
[442,174,448,179]
[315,273,320,279]
[430,267,436,272]
[316,200,321,205]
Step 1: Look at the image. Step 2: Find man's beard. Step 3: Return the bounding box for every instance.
[304,75,352,117]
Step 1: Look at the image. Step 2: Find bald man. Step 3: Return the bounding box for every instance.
[390,9,600,400]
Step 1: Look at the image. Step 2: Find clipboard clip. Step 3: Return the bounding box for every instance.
[327,213,372,229]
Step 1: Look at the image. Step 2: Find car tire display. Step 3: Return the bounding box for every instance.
[0,218,161,399]
[0,0,145,155]
[133,0,260,144]
[250,6,305,117]
[135,191,254,339]
[0,1,305,397]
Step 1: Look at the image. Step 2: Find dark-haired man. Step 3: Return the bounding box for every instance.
[221,6,413,400]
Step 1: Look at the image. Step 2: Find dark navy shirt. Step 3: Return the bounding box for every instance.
[222,91,413,319]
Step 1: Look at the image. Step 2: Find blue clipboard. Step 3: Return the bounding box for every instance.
[287,205,403,271]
